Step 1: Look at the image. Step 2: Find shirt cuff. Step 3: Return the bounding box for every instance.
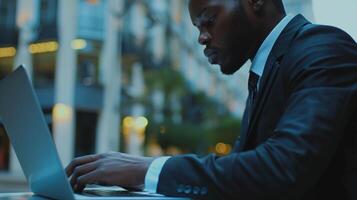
[144,156,171,193]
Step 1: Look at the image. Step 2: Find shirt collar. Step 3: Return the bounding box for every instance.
[250,14,295,77]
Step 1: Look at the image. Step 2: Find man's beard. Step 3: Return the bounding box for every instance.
[219,51,248,75]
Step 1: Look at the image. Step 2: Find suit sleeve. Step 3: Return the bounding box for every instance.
[156,27,357,199]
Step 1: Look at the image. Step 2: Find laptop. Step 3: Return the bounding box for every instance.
[0,66,186,200]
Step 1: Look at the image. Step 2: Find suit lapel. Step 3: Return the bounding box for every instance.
[238,15,311,151]
[238,55,280,152]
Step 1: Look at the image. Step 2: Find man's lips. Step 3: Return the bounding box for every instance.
[204,48,219,64]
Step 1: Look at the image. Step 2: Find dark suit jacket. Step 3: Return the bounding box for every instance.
[156,15,357,200]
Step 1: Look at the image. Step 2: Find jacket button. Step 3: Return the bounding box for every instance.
[176,184,184,193]
[193,186,200,195]
[184,185,192,194]
[201,187,208,195]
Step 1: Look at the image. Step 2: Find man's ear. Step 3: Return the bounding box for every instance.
[248,0,265,14]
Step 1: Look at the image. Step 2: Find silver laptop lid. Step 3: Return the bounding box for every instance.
[0,66,75,200]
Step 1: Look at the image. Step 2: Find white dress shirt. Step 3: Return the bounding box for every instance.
[250,14,295,88]
[144,14,296,194]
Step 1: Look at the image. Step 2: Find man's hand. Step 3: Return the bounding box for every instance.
[65,151,155,193]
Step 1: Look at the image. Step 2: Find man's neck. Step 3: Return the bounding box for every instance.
[248,13,286,60]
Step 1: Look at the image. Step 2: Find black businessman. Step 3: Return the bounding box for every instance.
[66,0,357,199]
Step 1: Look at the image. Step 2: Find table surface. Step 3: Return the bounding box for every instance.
[0,183,190,200]
[0,193,190,200]
[0,193,38,200]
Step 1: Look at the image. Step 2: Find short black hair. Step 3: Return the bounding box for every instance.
[272,0,286,14]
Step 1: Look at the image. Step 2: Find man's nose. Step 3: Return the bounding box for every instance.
[198,31,211,45]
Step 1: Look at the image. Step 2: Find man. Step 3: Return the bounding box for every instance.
[66,0,357,199]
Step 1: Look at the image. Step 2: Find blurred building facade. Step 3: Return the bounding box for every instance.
[0,0,327,184]
[0,0,126,178]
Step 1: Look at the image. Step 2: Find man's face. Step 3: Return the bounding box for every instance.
[189,0,255,75]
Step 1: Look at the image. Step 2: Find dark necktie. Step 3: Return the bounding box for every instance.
[232,71,260,152]
[246,71,259,125]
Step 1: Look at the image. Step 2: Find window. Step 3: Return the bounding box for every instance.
[74,111,98,157]
[37,0,58,40]
[0,0,16,28]
[0,123,10,171]
[0,0,18,46]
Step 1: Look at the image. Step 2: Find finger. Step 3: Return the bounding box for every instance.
[65,154,100,177]
[70,160,99,187]
[75,169,103,193]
